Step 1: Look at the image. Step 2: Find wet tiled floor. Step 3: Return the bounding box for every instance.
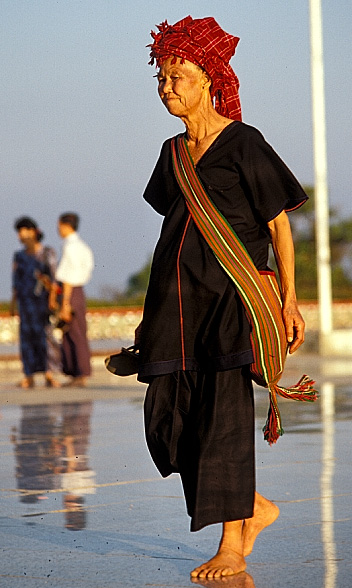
[0,353,351,587]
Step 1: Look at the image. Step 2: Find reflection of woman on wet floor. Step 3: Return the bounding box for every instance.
[136,17,308,579]
[11,217,61,388]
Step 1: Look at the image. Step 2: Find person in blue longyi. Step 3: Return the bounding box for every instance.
[11,216,60,388]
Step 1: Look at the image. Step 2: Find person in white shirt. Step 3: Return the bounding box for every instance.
[56,213,94,387]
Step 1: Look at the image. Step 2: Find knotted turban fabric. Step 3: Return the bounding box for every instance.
[148,15,242,121]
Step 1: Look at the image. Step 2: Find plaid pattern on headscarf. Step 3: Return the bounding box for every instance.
[148,15,242,121]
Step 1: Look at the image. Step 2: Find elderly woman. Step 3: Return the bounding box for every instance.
[11,217,60,388]
[137,16,309,578]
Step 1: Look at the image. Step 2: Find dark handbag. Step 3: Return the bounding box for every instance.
[105,345,140,376]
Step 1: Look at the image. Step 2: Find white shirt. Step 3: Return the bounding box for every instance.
[56,232,94,286]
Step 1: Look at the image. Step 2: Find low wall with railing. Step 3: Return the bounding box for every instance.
[0,307,143,351]
[0,303,351,353]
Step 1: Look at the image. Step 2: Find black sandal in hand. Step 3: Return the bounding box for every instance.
[105,345,140,376]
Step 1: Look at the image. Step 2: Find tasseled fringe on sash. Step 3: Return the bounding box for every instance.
[263,375,319,445]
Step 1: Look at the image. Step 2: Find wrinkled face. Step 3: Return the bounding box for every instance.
[157,57,209,118]
[17,226,37,245]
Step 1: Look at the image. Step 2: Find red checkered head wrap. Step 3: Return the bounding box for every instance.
[148,15,242,121]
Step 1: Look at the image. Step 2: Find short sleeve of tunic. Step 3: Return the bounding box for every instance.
[232,123,307,221]
[143,141,177,216]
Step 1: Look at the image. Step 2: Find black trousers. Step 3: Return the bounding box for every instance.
[144,368,255,532]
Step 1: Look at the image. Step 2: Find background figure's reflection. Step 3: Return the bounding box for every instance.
[191,571,255,587]
[11,405,59,503]
[11,401,95,530]
[59,402,95,531]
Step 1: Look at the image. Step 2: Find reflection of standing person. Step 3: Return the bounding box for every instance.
[10,401,95,530]
[59,402,95,530]
[11,404,59,501]
[11,216,60,388]
[136,16,312,580]
[56,213,94,387]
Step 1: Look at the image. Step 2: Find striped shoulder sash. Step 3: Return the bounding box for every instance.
[171,134,317,444]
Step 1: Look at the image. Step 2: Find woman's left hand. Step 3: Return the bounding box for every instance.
[282,300,305,354]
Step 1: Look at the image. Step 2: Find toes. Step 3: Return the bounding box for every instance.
[191,565,212,579]
[191,567,204,577]
[191,565,235,579]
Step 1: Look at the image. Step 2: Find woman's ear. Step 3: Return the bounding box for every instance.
[202,71,212,91]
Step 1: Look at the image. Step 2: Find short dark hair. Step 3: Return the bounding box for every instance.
[59,212,80,231]
[14,216,44,241]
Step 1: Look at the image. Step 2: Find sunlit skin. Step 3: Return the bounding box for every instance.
[17,226,39,251]
[157,58,211,120]
[268,211,305,353]
[190,492,280,579]
[146,57,303,579]
[157,57,234,165]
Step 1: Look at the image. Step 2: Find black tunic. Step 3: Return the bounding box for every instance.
[138,121,307,382]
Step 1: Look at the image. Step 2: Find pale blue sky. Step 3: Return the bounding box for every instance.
[2,0,351,299]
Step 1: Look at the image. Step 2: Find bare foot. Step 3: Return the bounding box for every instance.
[191,571,255,587]
[17,376,34,389]
[63,376,87,388]
[242,492,279,557]
[45,373,61,388]
[190,548,246,579]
